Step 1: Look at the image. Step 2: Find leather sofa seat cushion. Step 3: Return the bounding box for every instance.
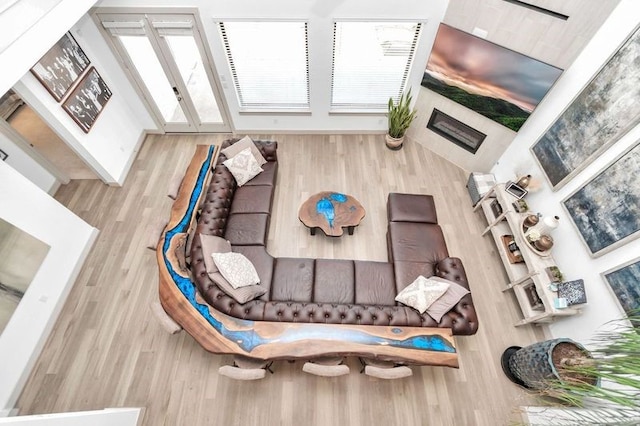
[393,261,438,295]
[387,193,438,224]
[388,222,449,263]
[230,186,274,214]
[231,245,275,300]
[243,162,278,187]
[354,261,396,306]
[314,259,355,304]
[271,258,315,302]
[225,213,270,246]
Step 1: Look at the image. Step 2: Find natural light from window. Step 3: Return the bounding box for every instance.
[219,21,310,110]
[331,22,421,110]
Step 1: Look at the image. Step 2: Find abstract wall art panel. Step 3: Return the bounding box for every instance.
[532,25,640,190]
[563,142,640,257]
[602,259,640,325]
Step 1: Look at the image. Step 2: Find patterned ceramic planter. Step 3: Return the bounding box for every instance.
[504,338,592,390]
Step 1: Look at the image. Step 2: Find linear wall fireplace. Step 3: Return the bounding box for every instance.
[427,109,486,154]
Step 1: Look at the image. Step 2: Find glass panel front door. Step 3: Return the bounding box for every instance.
[164,35,224,124]
[99,13,230,132]
[118,35,188,124]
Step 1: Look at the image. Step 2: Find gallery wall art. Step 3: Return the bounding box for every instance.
[62,67,112,133]
[531,25,640,190]
[563,142,640,257]
[602,258,640,324]
[30,32,91,102]
[421,24,562,132]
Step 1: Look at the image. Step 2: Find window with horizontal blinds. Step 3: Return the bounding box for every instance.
[331,22,422,110]
[218,21,310,109]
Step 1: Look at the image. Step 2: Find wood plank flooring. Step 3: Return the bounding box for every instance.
[16,134,545,425]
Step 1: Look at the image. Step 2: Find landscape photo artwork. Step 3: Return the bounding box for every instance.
[563,142,640,257]
[421,24,562,132]
[31,33,90,102]
[532,25,640,190]
[603,259,640,324]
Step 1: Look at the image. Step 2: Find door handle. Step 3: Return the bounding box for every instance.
[172,87,182,101]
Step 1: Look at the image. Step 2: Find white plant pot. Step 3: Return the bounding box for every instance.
[385,134,404,150]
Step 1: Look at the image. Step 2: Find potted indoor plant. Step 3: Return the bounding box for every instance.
[386,89,417,150]
[502,311,640,423]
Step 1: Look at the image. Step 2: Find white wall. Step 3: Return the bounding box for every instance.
[491,0,640,343]
[94,0,448,133]
[0,132,58,192]
[0,161,98,411]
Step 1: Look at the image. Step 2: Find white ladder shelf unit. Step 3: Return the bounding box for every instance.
[474,184,581,326]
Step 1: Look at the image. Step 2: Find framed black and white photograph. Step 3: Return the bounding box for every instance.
[602,258,640,325]
[30,32,91,102]
[0,149,7,161]
[563,142,640,257]
[62,67,112,133]
[531,25,640,190]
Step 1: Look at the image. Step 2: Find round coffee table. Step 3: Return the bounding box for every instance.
[298,191,365,237]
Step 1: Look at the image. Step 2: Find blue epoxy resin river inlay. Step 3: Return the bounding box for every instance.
[162,157,455,356]
[316,192,347,228]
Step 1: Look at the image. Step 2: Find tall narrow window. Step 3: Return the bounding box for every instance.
[219,21,310,109]
[331,22,421,110]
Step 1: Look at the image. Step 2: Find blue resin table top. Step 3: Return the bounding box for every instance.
[298,191,366,236]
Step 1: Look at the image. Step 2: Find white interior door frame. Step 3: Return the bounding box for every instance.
[93,8,232,133]
[0,118,70,187]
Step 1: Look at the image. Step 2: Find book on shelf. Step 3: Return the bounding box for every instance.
[490,199,503,219]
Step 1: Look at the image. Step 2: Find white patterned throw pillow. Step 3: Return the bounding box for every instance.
[395,275,450,314]
[212,252,260,289]
[223,147,263,186]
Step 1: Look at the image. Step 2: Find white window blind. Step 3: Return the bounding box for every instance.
[331,22,421,110]
[218,21,310,109]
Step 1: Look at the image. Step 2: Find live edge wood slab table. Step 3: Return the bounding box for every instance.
[157,145,458,367]
[298,191,366,236]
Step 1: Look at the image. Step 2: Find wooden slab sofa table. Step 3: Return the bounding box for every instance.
[157,146,459,367]
[298,191,366,236]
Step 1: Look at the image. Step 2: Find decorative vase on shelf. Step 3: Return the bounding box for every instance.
[526,215,559,239]
[523,214,539,230]
[534,235,554,251]
[516,174,532,189]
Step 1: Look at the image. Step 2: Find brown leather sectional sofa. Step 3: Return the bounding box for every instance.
[190,139,478,336]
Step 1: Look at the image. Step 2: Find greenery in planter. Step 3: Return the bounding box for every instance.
[534,311,640,423]
[546,266,564,283]
[387,89,418,139]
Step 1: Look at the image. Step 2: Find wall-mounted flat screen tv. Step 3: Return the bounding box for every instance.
[421,24,563,132]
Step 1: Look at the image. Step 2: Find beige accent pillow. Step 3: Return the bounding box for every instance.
[221,135,267,166]
[426,277,470,323]
[209,271,267,303]
[212,252,260,289]
[223,148,263,186]
[395,275,450,314]
[200,234,232,273]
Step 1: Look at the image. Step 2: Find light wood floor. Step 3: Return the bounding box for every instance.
[16,134,546,425]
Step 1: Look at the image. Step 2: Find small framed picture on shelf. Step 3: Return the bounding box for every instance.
[525,284,545,310]
[505,181,528,199]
